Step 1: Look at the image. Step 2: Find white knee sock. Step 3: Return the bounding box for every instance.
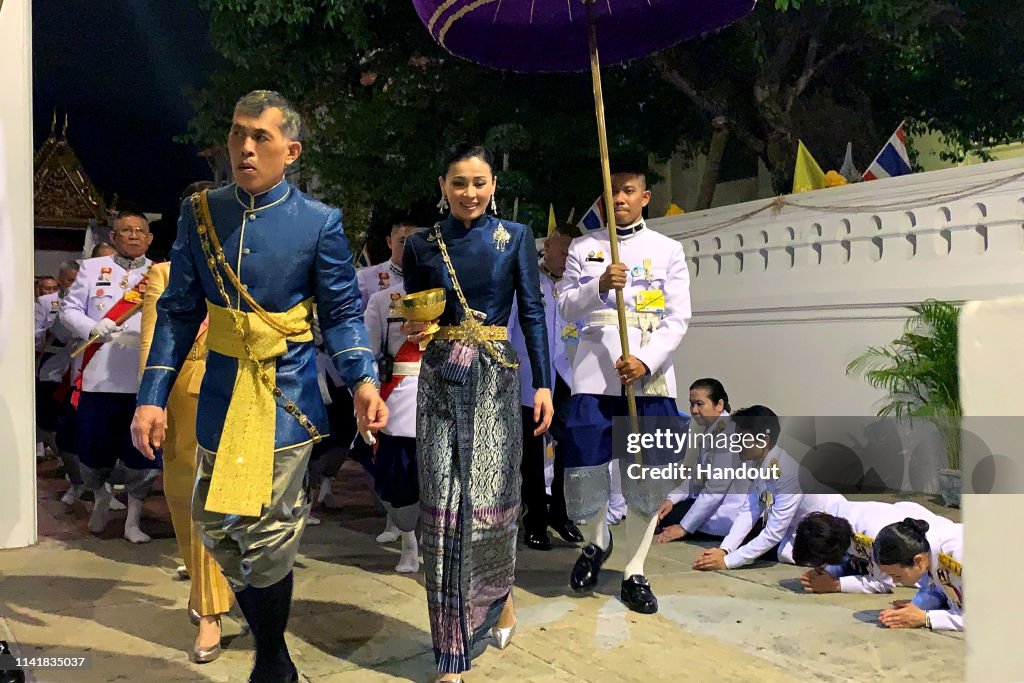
[589,503,611,550]
[396,531,420,573]
[623,514,660,578]
[376,514,400,543]
[88,488,112,533]
[317,478,333,504]
[123,496,152,544]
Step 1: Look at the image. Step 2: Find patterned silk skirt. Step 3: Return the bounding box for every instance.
[417,339,522,674]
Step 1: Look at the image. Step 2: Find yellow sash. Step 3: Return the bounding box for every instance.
[203,298,314,516]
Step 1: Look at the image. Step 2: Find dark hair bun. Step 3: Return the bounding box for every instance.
[901,518,930,534]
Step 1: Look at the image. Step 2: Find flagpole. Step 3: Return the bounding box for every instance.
[585,1,641,448]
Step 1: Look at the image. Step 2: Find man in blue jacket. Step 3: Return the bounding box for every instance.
[132,90,387,683]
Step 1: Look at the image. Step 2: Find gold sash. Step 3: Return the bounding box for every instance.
[203,298,314,516]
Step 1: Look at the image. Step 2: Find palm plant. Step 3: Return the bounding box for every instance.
[846,300,961,469]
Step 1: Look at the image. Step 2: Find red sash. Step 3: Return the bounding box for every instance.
[71,275,149,407]
[380,340,423,402]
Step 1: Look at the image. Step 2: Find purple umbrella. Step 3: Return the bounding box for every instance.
[413,0,756,436]
[414,0,755,73]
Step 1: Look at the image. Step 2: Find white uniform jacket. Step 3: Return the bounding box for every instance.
[509,262,577,408]
[356,260,403,310]
[557,223,690,398]
[817,499,926,594]
[921,520,964,631]
[365,283,418,439]
[35,292,78,382]
[721,445,846,569]
[664,412,746,537]
[60,254,151,394]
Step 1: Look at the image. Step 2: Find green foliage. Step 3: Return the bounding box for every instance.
[654,0,1024,192]
[846,300,962,469]
[185,0,690,243]
[185,0,1024,234]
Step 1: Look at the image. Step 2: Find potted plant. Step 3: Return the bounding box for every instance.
[846,300,962,506]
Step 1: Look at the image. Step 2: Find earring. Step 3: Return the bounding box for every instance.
[490,194,498,215]
[437,194,449,214]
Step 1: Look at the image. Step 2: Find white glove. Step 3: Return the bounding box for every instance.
[113,330,141,349]
[90,318,123,342]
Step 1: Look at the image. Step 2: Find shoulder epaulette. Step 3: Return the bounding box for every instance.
[852,533,874,549]
[939,552,962,577]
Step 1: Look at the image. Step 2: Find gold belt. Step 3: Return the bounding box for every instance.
[433,325,508,341]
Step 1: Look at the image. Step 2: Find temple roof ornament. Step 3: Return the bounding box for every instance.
[34,112,108,229]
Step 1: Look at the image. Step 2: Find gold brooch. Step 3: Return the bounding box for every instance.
[493,223,511,252]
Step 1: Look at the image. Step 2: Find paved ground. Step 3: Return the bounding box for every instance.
[0,458,963,682]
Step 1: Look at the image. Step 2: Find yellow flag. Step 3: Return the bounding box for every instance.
[663,203,685,216]
[792,141,827,194]
[547,203,556,237]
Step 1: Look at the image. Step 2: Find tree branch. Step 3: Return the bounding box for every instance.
[652,55,765,157]
[652,54,722,119]
[785,43,851,112]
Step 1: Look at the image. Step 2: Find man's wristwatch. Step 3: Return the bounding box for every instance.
[353,376,380,392]
[924,611,932,630]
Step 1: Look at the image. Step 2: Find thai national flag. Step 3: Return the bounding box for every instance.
[577,196,605,233]
[862,123,913,181]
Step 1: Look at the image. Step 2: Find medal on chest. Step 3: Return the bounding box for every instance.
[635,257,665,313]
[758,487,774,518]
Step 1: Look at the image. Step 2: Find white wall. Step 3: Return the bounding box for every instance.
[653,157,1024,413]
[645,157,1024,491]
[0,0,38,549]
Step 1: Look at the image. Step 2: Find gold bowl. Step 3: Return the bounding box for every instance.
[399,288,446,322]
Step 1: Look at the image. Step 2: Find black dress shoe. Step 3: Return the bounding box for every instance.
[621,574,658,614]
[524,531,552,551]
[550,519,584,544]
[570,533,613,594]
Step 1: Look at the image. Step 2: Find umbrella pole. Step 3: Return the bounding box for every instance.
[586,5,642,457]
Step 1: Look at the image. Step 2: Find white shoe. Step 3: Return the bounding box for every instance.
[175,565,190,581]
[88,490,112,534]
[376,522,400,544]
[317,480,333,505]
[395,552,420,574]
[124,525,152,544]
[61,484,84,506]
[307,514,322,526]
[123,496,151,544]
[395,531,420,573]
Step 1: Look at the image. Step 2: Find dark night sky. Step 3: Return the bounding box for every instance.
[33,1,222,253]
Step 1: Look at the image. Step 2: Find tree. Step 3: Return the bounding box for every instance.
[183,0,693,247]
[653,0,1024,192]
[186,0,1024,235]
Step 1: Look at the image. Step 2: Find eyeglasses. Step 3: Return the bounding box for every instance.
[115,227,151,237]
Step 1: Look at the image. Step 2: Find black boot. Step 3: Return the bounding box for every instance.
[235,572,299,683]
[570,532,613,594]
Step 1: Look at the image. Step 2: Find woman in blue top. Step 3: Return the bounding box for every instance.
[402,143,553,682]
